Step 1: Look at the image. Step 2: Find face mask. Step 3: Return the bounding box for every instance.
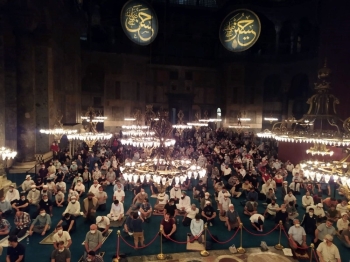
[141,192,145,195]
[9,190,13,192]
[87,259,92,262]
[77,182,81,185]
[40,213,46,217]
[90,230,96,234]
[181,196,185,199]
[295,224,300,227]
[71,200,76,203]
[323,239,327,243]
[32,189,36,192]
[44,199,48,202]
[21,197,25,201]
[58,229,63,234]
[58,248,64,252]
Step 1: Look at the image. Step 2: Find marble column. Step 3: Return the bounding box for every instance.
[16,34,36,161]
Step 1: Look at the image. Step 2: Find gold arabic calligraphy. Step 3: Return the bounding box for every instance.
[125,4,154,42]
[223,12,259,49]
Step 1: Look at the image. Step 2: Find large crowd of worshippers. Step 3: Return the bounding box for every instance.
[1,127,349,262]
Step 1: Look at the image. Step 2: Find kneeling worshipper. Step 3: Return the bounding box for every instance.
[160,213,177,241]
[316,234,341,262]
[83,192,98,223]
[12,211,31,238]
[96,215,110,237]
[154,192,169,213]
[301,207,317,237]
[53,225,72,249]
[336,213,349,234]
[29,208,51,236]
[249,213,264,232]
[189,214,204,243]
[201,201,216,226]
[139,198,152,221]
[176,191,191,212]
[225,204,241,231]
[133,189,148,208]
[340,222,350,248]
[108,200,124,221]
[288,219,308,253]
[63,196,81,216]
[56,213,76,234]
[27,185,41,206]
[0,216,10,236]
[182,204,199,226]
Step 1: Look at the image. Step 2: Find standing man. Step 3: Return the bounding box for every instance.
[6,235,25,262]
[316,234,341,262]
[83,193,98,223]
[84,224,103,260]
[160,213,177,241]
[225,204,241,231]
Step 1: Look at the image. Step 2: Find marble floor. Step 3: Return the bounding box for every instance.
[123,246,299,262]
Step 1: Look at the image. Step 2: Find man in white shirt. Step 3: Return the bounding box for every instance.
[27,185,41,206]
[264,199,279,219]
[169,185,182,203]
[316,234,341,262]
[284,191,297,205]
[154,192,169,213]
[108,200,124,221]
[21,175,34,193]
[302,191,314,208]
[63,196,81,216]
[219,195,231,216]
[176,191,191,211]
[89,180,101,195]
[288,219,308,251]
[5,185,20,204]
[250,214,264,232]
[96,216,110,237]
[286,160,294,175]
[182,204,199,226]
[113,188,125,203]
[53,225,72,249]
[221,164,232,180]
[336,199,349,217]
[218,188,231,204]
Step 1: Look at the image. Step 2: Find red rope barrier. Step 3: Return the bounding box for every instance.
[206,226,239,244]
[119,231,159,249]
[242,224,279,236]
[168,236,190,244]
[313,249,319,262]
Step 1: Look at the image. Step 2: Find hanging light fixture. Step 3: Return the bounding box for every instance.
[172,110,192,135]
[40,115,78,143]
[258,61,350,156]
[67,107,112,151]
[0,147,17,160]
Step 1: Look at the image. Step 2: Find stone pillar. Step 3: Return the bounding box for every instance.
[34,35,52,154]
[15,34,36,161]
[0,15,5,148]
[275,22,281,55]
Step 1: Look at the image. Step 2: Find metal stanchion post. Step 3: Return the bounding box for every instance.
[309,243,314,262]
[157,228,165,260]
[200,223,209,257]
[237,223,245,254]
[275,220,284,250]
[112,230,120,262]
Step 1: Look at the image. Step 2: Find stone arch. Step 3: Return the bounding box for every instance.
[263,74,282,102]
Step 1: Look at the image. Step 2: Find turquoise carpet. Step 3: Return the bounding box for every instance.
[3,173,349,261]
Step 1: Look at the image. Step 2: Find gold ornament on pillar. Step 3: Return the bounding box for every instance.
[258,60,350,156]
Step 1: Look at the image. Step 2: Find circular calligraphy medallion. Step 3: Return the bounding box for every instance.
[120,0,158,46]
[219,9,261,52]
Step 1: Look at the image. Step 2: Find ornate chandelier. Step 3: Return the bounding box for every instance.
[258,61,350,156]
[39,115,78,143]
[121,106,206,182]
[121,106,175,148]
[67,107,112,151]
[0,147,17,160]
[172,110,192,135]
